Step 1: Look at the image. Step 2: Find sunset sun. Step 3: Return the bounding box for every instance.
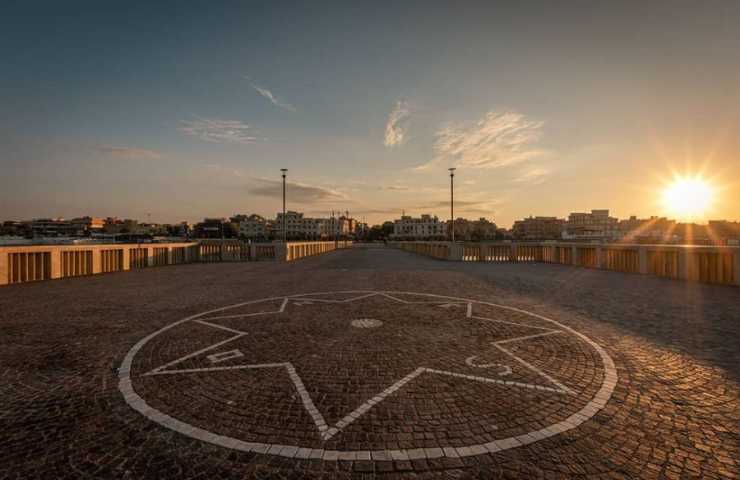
[661,176,715,220]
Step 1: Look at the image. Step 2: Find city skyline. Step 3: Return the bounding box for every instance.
[2,1,740,226]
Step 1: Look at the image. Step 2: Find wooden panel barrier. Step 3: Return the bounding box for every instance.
[687,251,734,284]
[484,245,512,262]
[578,247,598,268]
[198,243,222,263]
[255,244,275,260]
[517,245,542,262]
[152,247,168,267]
[129,248,148,269]
[61,250,93,277]
[647,250,679,279]
[7,252,52,284]
[100,249,124,273]
[554,246,572,265]
[390,241,739,287]
[603,248,640,273]
[0,242,241,286]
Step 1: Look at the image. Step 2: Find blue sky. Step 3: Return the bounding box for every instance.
[2,1,739,225]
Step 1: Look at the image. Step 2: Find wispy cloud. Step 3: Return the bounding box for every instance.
[178,116,262,145]
[383,185,409,191]
[384,100,411,147]
[248,177,346,204]
[513,166,549,185]
[244,76,295,111]
[95,146,162,160]
[417,111,545,170]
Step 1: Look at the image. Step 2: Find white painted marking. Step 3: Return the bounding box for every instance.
[144,333,246,376]
[424,368,562,393]
[471,315,556,332]
[466,302,472,318]
[321,367,426,440]
[120,290,617,460]
[194,319,247,335]
[464,356,511,375]
[493,332,574,395]
[207,349,244,364]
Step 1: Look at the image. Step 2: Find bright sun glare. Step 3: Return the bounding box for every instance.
[661,176,715,220]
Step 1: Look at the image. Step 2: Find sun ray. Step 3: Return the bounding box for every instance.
[661,175,716,222]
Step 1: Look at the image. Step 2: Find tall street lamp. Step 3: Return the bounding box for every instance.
[449,167,456,243]
[281,168,288,243]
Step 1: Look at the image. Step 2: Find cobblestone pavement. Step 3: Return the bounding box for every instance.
[1,246,738,479]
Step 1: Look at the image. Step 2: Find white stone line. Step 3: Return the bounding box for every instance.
[492,332,574,395]
[143,333,246,376]
[494,330,562,345]
[193,319,248,335]
[146,362,288,375]
[466,302,472,318]
[465,356,511,375]
[288,293,379,304]
[285,363,329,434]
[321,368,426,440]
[207,349,244,364]
[197,310,283,321]
[471,315,556,332]
[379,293,467,305]
[120,290,618,461]
[425,368,565,394]
[279,297,289,312]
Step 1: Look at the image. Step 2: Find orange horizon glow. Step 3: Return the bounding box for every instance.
[660,175,716,222]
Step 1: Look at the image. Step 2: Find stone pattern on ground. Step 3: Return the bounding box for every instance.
[0,247,738,479]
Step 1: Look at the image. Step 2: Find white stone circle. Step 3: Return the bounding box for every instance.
[118,291,617,461]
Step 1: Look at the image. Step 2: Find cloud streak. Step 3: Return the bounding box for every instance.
[248,177,346,204]
[178,116,261,145]
[384,100,411,147]
[513,166,549,185]
[418,111,545,170]
[95,146,162,160]
[245,76,295,111]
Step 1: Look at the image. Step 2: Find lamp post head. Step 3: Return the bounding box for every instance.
[448,167,456,176]
[280,168,288,176]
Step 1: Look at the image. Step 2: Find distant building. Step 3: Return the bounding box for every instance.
[239,214,271,240]
[194,218,236,239]
[29,218,77,237]
[512,216,564,240]
[618,216,677,243]
[708,220,740,245]
[70,216,105,234]
[0,221,29,237]
[563,209,619,241]
[390,215,446,240]
[274,211,324,240]
[450,217,499,241]
[103,218,142,234]
[354,222,370,239]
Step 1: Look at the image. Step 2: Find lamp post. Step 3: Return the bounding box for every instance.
[281,168,288,243]
[449,167,456,243]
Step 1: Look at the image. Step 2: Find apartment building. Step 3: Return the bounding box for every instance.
[512,216,565,240]
[563,209,620,241]
[450,217,499,241]
[238,214,271,240]
[391,215,447,240]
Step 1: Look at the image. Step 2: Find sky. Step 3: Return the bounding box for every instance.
[1,0,739,227]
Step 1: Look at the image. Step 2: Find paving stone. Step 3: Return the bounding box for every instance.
[0,247,737,479]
